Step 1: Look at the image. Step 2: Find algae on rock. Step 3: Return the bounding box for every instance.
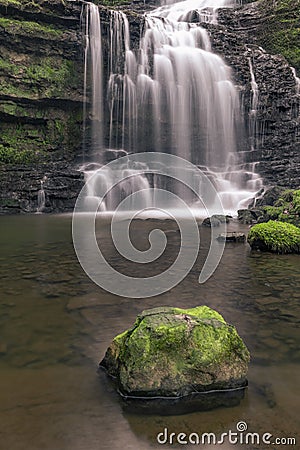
[100,306,250,398]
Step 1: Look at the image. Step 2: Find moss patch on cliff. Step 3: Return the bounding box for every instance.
[248,220,300,253]
[0,107,82,165]
[0,17,63,38]
[259,0,300,72]
[0,124,49,164]
[0,52,80,99]
[0,0,21,6]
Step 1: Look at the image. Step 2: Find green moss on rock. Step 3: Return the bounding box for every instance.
[259,0,300,71]
[0,17,63,38]
[248,220,300,253]
[261,189,300,227]
[0,54,79,99]
[100,306,250,397]
[0,0,22,6]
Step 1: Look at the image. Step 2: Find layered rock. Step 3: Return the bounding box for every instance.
[0,0,85,212]
[209,1,300,188]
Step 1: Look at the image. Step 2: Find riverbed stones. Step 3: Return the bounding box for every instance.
[100,306,250,412]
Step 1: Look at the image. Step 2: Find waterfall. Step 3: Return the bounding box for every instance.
[82,0,263,215]
[247,53,259,155]
[291,67,300,95]
[84,3,103,157]
[36,180,46,213]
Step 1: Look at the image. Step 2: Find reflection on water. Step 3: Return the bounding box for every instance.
[0,215,299,449]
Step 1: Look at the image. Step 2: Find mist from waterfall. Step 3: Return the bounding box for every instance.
[82,0,263,215]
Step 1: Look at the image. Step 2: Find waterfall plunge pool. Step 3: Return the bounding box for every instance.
[0,214,299,449]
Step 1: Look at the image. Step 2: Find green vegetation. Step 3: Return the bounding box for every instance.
[259,0,300,71]
[0,17,63,38]
[101,306,249,396]
[0,107,82,165]
[0,55,79,99]
[262,189,300,226]
[248,220,300,253]
[0,144,39,164]
[0,0,22,6]
[0,125,47,164]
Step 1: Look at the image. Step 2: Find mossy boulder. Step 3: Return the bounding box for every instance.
[261,190,300,227]
[100,306,250,404]
[247,220,300,254]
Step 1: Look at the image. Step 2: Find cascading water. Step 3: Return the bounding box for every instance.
[82,0,263,215]
[36,179,46,213]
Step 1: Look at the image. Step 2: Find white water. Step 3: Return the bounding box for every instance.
[36,180,46,214]
[291,67,300,95]
[83,0,263,215]
[248,55,259,151]
[84,3,103,154]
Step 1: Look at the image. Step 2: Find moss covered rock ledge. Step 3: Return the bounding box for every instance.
[100,306,250,413]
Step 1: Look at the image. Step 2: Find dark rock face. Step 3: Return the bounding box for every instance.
[208,2,300,188]
[238,208,264,224]
[255,186,286,207]
[0,164,84,214]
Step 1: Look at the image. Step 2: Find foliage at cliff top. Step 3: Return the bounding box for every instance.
[259,0,300,72]
[100,306,250,397]
[262,189,300,227]
[248,220,300,254]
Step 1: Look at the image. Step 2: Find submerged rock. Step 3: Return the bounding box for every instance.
[217,232,246,243]
[100,306,250,414]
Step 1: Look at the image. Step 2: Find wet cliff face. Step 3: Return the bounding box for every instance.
[0,0,86,213]
[0,0,299,213]
[207,1,300,188]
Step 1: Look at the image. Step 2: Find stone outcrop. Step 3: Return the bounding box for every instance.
[207,1,300,188]
[100,306,250,413]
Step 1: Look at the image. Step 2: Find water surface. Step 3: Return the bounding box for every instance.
[0,215,299,449]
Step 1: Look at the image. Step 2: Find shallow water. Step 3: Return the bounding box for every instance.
[0,215,299,450]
